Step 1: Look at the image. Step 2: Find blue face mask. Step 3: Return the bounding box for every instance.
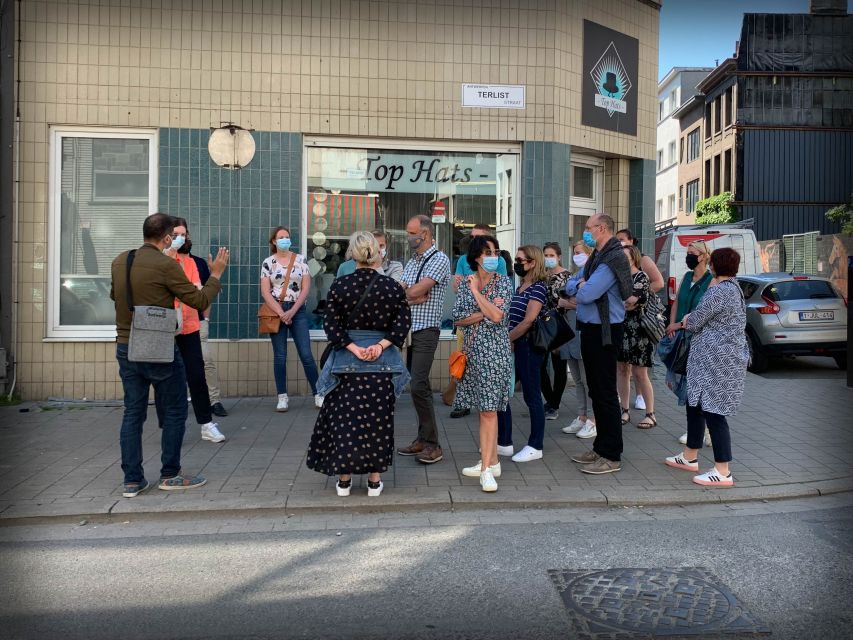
[544,257,558,269]
[276,238,292,251]
[482,256,500,272]
[170,235,185,251]
[582,231,596,248]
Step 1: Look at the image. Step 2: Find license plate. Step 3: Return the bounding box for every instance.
[799,311,834,321]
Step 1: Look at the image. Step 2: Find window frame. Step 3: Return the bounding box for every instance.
[47,126,159,341]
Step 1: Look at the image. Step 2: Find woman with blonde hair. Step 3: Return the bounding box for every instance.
[307,231,411,497]
[501,245,550,463]
[560,240,597,439]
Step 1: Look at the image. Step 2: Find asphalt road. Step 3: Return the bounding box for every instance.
[1,494,852,640]
[753,355,846,380]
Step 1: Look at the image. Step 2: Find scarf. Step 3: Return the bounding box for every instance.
[582,236,633,346]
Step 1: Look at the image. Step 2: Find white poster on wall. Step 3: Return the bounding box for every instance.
[462,84,525,109]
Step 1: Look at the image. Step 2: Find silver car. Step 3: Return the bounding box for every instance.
[737,273,848,373]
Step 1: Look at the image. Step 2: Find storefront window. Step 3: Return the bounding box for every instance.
[49,128,157,338]
[304,145,519,333]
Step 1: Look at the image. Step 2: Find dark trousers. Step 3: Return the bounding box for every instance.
[156,331,212,426]
[498,405,513,448]
[686,403,733,463]
[407,327,441,445]
[579,321,624,462]
[540,351,568,411]
[117,343,186,484]
[515,338,546,450]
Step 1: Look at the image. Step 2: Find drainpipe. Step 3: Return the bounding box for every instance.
[5,0,20,400]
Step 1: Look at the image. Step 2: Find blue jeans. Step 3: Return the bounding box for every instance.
[270,302,319,395]
[116,343,187,484]
[499,338,546,450]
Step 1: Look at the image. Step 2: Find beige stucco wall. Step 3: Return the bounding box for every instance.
[13,0,659,400]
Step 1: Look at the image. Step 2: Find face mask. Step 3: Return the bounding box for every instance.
[170,235,185,251]
[582,231,596,248]
[544,257,558,269]
[513,262,527,277]
[407,235,423,250]
[276,238,292,251]
[685,254,700,270]
[572,253,588,268]
[482,256,500,272]
[380,248,387,259]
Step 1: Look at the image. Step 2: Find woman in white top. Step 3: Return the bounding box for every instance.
[260,226,321,411]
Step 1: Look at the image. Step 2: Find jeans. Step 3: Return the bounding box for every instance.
[567,356,592,417]
[199,318,222,404]
[514,337,546,450]
[686,403,733,463]
[579,321,624,462]
[116,343,187,484]
[540,351,568,411]
[498,405,513,448]
[270,303,319,395]
[407,327,441,445]
[155,331,211,426]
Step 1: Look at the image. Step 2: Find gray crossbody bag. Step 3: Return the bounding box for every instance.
[126,250,181,363]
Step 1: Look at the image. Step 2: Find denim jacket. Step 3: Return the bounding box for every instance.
[316,330,410,398]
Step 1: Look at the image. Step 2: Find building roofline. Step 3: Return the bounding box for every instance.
[658,66,715,89]
[696,58,737,93]
[670,94,704,120]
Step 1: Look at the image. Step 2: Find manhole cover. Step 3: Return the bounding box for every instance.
[548,568,770,638]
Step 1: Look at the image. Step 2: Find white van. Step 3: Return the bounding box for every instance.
[654,222,763,310]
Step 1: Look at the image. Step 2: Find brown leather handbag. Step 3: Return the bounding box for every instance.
[258,253,296,334]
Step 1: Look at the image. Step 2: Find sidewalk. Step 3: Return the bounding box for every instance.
[1,371,851,523]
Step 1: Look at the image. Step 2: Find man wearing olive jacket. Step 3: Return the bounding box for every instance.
[110,213,230,498]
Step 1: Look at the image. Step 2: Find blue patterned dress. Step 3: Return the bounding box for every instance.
[451,274,514,412]
[685,280,749,415]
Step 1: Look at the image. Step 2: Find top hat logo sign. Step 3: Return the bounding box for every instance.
[589,41,632,116]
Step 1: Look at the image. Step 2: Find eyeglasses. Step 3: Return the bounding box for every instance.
[515,257,531,264]
[584,223,602,231]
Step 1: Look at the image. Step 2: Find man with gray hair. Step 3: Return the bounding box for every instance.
[397,214,450,464]
[564,213,634,475]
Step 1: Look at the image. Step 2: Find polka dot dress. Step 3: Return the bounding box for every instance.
[306,268,411,477]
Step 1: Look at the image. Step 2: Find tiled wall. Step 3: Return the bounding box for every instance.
[629,159,656,256]
[520,142,571,248]
[158,127,302,339]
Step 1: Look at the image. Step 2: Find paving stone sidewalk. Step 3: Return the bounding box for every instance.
[1,371,851,522]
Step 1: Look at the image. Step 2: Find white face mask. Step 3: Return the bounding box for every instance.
[380,248,387,259]
[572,253,588,267]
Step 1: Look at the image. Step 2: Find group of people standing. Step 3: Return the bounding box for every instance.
[112,210,749,499]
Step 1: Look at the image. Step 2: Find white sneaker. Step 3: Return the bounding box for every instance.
[562,417,585,434]
[678,429,711,447]
[693,467,734,487]
[480,469,498,492]
[497,445,515,457]
[511,445,543,463]
[462,461,501,478]
[276,393,289,412]
[664,453,699,472]
[201,422,225,443]
[576,420,597,439]
[367,480,384,497]
[634,394,646,410]
[335,480,351,497]
[314,394,324,409]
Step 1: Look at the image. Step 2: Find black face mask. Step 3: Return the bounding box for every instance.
[685,254,699,270]
[513,262,527,278]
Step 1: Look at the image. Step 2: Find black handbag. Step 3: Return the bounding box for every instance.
[529,309,575,353]
[320,271,380,368]
[639,294,667,343]
[671,332,691,375]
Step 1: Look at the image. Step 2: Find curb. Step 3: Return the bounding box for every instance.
[1,477,851,526]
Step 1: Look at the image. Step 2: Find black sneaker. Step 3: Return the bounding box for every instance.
[122,479,150,498]
[449,408,470,418]
[211,402,228,417]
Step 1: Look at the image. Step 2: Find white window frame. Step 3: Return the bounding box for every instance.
[47,126,159,341]
[569,155,604,222]
[303,136,521,340]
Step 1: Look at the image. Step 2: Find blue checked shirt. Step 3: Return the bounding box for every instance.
[401,245,450,332]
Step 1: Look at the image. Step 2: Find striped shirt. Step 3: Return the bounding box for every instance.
[508,281,547,331]
[401,245,450,332]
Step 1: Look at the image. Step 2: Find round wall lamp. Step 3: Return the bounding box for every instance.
[208,123,256,169]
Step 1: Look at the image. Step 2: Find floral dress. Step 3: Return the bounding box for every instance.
[619,270,655,367]
[451,274,514,412]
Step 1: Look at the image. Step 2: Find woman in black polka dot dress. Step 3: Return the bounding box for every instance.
[307,231,411,497]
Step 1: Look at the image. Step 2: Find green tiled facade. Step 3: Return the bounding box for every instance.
[520,142,572,248]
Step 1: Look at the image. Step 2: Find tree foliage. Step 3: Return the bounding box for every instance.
[825,193,853,236]
[695,192,737,224]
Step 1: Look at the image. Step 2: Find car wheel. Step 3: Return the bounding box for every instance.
[747,331,768,373]
[834,353,847,371]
